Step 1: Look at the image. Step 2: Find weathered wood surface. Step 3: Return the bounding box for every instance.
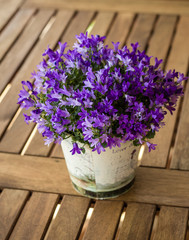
[0,9,55,95]
[83,200,124,240]
[0,0,23,32]
[0,8,35,61]
[46,195,91,240]
[24,0,189,15]
[118,203,156,240]
[0,189,29,240]
[153,206,189,240]
[1,153,189,207]
[9,192,59,240]
[171,77,189,170]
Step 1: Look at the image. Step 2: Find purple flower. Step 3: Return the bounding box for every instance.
[20,99,35,109]
[146,142,157,152]
[70,143,82,155]
[112,42,120,52]
[89,138,99,148]
[83,128,93,140]
[21,81,33,91]
[18,87,30,103]
[23,114,32,124]
[93,142,105,154]
[17,32,187,154]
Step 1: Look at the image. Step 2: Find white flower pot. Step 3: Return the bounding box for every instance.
[61,138,140,199]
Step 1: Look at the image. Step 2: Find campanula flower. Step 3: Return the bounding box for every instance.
[18,32,187,154]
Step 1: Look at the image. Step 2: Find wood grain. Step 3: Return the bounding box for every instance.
[118,203,156,240]
[0,8,35,61]
[170,78,189,170]
[1,153,189,207]
[83,200,124,240]
[0,189,29,240]
[0,9,55,95]
[24,0,189,15]
[166,16,189,73]
[153,206,188,240]
[126,14,156,51]
[169,16,189,170]
[10,192,59,240]
[89,12,115,37]
[0,0,23,32]
[60,10,95,47]
[46,195,90,240]
[50,144,64,158]
[0,108,36,153]
[0,153,76,195]
[25,130,52,157]
[105,12,135,48]
[147,15,177,66]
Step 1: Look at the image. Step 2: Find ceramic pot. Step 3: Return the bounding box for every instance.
[61,138,140,199]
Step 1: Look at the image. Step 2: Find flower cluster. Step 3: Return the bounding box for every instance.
[18,32,187,154]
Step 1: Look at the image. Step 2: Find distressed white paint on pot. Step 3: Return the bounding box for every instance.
[61,138,140,199]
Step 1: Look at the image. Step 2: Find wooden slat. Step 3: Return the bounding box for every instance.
[0,0,23,31]
[118,203,156,240]
[83,200,124,240]
[0,10,74,142]
[10,192,59,240]
[147,15,177,66]
[126,14,156,51]
[0,189,29,240]
[1,153,189,207]
[24,0,189,15]
[166,16,189,73]
[0,9,54,95]
[0,8,35,61]
[105,12,135,48]
[169,16,189,170]
[46,195,90,240]
[25,130,52,156]
[0,153,76,195]
[61,10,95,46]
[141,15,189,168]
[117,168,189,207]
[153,206,188,240]
[50,144,64,158]
[0,108,35,153]
[89,12,115,37]
[170,80,189,170]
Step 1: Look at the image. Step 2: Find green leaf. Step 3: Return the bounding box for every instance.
[81,147,86,154]
[101,142,108,148]
[146,130,155,139]
[133,139,140,146]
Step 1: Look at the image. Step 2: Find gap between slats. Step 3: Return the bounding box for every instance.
[0,8,37,62]
[0,9,55,98]
[0,0,24,33]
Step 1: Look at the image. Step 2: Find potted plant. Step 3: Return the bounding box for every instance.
[18,32,187,199]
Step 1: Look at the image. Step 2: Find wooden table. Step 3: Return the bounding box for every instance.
[0,0,189,239]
